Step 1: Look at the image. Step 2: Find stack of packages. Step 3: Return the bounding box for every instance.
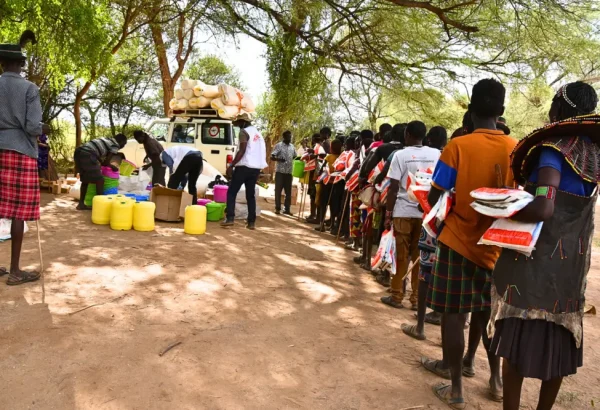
[169,80,256,120]
[84,166,120,206]
[470,188,542,256]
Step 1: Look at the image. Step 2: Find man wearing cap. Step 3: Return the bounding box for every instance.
[0,31,43,285]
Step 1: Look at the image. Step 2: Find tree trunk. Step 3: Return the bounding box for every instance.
[74,81,92,147]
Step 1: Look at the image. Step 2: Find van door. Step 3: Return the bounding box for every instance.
[198,122,235,175]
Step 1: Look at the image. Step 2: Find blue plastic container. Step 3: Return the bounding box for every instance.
[105,187,119,195]
[135,194,149,202]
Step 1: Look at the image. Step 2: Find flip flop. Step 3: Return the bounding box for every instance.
[381,296,404,309]
[424,312,442,326]
[0,267,8,277]
[462,365,475,378]
[489,382,503,402]
[401,323,426,341]
[421,357,451,380]
[7,270,41,286]
[432,383,466,410]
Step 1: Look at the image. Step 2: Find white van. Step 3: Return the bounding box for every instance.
[121,113,238,175]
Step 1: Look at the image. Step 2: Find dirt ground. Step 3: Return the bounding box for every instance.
[0,192,598,410]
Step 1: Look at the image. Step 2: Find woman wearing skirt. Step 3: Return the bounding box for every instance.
[490,81,600,410]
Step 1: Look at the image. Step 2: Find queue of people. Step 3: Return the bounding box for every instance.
[298,78,598,410]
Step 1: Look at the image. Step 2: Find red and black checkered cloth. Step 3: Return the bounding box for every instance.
[0,150,40,221]
[426,241,492,314]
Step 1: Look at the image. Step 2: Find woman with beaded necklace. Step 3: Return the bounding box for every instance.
[489,81,600,410]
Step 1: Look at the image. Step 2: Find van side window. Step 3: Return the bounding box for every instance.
[149,123,169,142]
[171,124,196,144]
[201,124,232,145]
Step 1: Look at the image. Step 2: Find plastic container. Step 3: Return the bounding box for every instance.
[135,194,149,202]
[184,205,207,235]
[213,185,228,203]
[101,166,120,179]
[292,159,305,178]
[197,199,212,206]
[110,200,134,231]
[84,177,120,206]
[91,195,114,225]
[133,202,156,232]
[206,202,226,222]
[119,160,137,176]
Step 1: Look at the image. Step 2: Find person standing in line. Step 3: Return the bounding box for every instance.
[401,126,447,340]
[134,130,166,186]
[37,124,51,180]
[320,126,332,154]
[271,130,296,215]
[423,79,516,409]
[490,82,599,410]
[0,31,43,285]
[380,121,441,310]
[222,118,267,230]
[161,145,204,205]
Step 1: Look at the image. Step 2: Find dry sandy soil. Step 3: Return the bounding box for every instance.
[0,192,598,410]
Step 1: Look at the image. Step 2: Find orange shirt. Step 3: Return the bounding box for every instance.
[431,129,517,270]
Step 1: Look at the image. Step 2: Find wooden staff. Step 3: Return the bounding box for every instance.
[336,189,351,242]
[297,173,308,221]
[36,220,45,304]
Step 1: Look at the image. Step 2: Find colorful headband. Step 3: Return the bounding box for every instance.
[557,84,578,109]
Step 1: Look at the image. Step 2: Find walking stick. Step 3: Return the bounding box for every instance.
[36,220,45,304]
[297,173,308,221]
[336,189,351,243]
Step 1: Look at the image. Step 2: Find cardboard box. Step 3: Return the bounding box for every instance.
[150,186,194,222]
[51,182,60,195]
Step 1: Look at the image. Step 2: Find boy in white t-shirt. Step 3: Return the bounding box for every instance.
[381,121,441,310]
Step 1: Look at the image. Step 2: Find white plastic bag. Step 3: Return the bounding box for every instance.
[470,188,534,219]
[0,219,28,241]
[371,228,397,273]
[423,190,453,238]
[119,169,152,192]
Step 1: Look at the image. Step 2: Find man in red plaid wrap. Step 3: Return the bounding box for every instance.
[0,31,43,285]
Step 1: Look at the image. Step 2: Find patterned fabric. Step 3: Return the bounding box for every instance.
[350,191,362,238]
[74,147,103,183]
[0,150,40,221]
[418,227,437,283]
[80,138,120,163]
[426,241,493,314]
[0,72,43,159]
[271,142,296,174]
[37,134,49,170]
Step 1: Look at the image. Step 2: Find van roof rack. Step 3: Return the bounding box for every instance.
[168,108,221,119]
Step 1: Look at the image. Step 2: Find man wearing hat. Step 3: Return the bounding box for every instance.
[0,31,43,285]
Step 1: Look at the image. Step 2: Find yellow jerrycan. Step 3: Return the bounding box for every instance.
[184,205,207,235]
[110,200,134,231]
[91,195,114,225]
[133,202,156,232]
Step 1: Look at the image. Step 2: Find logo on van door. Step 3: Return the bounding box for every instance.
[209,125,220,138]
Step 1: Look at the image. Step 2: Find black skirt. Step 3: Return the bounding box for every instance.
[490,318,583,381]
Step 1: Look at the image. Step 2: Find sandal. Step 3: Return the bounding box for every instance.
[381,296,404,309]
[7,270,41,286]
[489,381,503,402]
[0,267,8,277]
[424,311,442,326]
[401,323,426,341]
[421,357,451,380]
[432,382,466,410]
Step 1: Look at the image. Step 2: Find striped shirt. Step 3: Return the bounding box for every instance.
[0,72,43,158]
[80,138,121,162]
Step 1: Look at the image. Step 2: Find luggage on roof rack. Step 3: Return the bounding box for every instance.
[168,108,221,119]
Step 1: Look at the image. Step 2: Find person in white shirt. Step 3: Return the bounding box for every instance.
[380,121,441,310]
[222,119,267,230]
[161,145,203,204]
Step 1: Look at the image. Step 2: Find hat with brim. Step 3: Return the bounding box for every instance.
[0,44,25,61]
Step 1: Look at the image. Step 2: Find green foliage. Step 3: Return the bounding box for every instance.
[185,55,244,88]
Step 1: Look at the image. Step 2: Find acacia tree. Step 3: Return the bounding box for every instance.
[185,55,244,89]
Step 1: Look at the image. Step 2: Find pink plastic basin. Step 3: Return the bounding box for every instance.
[197,199,212,206]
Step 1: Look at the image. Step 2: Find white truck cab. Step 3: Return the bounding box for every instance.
[121,110,238,175]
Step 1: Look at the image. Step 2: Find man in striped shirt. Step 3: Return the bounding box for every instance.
[74,135,128,210]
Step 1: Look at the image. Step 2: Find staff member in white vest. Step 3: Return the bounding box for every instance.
[222,119,267,230]
[162,145,203,205]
